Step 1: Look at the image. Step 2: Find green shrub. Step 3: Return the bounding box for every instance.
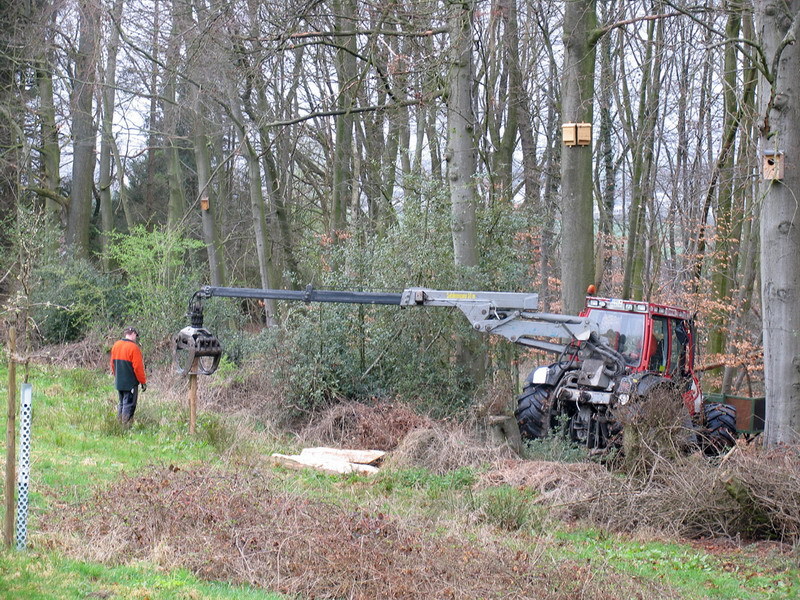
[200,298,254,366]
[206,175,537,419]
[269,201,490,416]
[106,225,205,356]
[27,225,204,349]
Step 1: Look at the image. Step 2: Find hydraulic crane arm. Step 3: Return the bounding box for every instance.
[197,284,404,306]
[174,285,595,376]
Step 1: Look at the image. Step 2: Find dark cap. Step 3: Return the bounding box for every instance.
[123,326,139,336]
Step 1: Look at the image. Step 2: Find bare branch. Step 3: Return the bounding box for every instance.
[22,186,69,208]
[591,11,685,45]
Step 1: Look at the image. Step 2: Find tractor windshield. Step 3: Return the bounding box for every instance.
[587,309,646,366]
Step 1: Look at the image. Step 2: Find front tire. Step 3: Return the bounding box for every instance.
[514,384,553,440]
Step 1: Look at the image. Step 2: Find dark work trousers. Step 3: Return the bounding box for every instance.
[117,386,139,423]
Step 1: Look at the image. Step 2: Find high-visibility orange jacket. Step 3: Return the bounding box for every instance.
[110,339,147,390]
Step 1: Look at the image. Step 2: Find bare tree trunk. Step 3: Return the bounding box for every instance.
[445,0,484,386]
[447,0,479,270]
[594,0,616,294]
[36,16,61,218]
[143,0,160,223]
[538,56,561,312]
[515,76,540,213]
[193,113,225,286]
[483,0,518,206]
[330,0,357,234]
[239,0,302,286]
[708,1,744,359]
[244,134,279,323]
[723,7,759,393]
[621,7,662,301]
[228,85,280,321]
[756,0,800,445]
[111,137,134,229]
[163,0,185,231]
[559,0,597,314]
[684,21,715,285]
[186,0,225,286]
[668,18,691,284]
[99,0,124,270]
[66,0,99,256]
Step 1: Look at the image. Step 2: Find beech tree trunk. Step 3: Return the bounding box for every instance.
[143,0,160,223]
[447,0,479,270]
[621,7,663,301]
[446,0,484,386]
[538,55,561,312]
[593,1,615,294]
[193,115,225,287]
[708,1,747,359]
[227,83,280,322]
[163,0,186,231]
[330,0,357,234]
[36,33,61,217]
[66,0,98,256]
[559,0,597,314]
[98,0,124,269]
[484,0,519,206]
[757,0,800,445]
[723,6,759,392]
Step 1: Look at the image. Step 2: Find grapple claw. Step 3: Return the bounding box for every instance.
[173,325,222,376]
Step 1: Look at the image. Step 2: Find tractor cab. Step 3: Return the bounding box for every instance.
[581,296,702,414]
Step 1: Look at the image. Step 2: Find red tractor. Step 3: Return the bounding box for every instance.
[515,295,737,451]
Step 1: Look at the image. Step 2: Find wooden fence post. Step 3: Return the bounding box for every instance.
[188,368,197,436]
[4,326,17,548]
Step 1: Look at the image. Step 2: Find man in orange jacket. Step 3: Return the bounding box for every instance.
[110,326,147,424]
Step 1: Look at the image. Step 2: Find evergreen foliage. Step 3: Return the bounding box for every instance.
[217,186,529,418]
[31,257,124,343]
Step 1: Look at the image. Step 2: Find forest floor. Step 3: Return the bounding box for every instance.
[0,358,798,599]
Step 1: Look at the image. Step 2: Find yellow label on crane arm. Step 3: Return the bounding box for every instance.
[446,292,477,300]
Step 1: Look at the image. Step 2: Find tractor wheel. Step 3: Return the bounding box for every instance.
[514,384,553,440]
[702,402,737,452]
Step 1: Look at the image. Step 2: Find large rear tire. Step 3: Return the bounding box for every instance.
[514,384,553,440]
[702,402,737,452]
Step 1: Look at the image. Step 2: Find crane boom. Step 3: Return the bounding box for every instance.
[175,284,597,376]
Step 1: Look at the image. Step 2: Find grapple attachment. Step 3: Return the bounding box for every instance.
[173,290,222,376]
[173,325,222,376]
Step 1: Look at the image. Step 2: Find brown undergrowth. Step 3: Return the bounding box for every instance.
[387,424,519,474]
[299,400,435,451]
[27,350,800,596]
[480,460,610,520]
[41,464,679,600]
[484,441,800,545]
[117,365,800,547]
[33,332,109,370]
